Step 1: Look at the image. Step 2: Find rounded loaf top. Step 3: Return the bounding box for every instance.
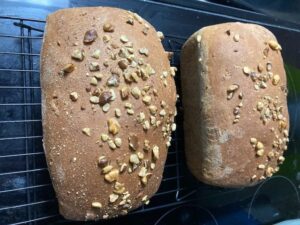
[41,7,177,220]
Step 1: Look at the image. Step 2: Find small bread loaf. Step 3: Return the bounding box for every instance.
[41,7,176,220]
[180,22,289,188]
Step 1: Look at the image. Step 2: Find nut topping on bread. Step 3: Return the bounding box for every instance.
[181,22,289,187]
[41,7,176,220]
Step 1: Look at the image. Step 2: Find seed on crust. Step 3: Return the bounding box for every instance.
[108,118,120,135]
[82,128,91,136]
[104,169,119,183]
[92,202,102,208]
[83,29,98,44]
[268,40,282,51]
[71,49,84,61]
[272,74,280,86]
[152,145,159,161]
[70,92,79,101]
[103,23,115,32]
[62,63,75,73]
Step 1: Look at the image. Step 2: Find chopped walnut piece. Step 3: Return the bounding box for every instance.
[152,145,159,161]
[233,34,239,42]
[103,34,111,43]
[250,138,257,145]
[120,87,129,100]
[109,193,119,203]
[257,63,264,72]
[138,167,152,185]
[105,169,119,183]
[92,202,102,208]
[170,67,177,77]
[82,128,91,136]
[108,118,120,135]
[143,120,150,130]
[150,163,155,170]
[89,62,100,71]
[171,123,177,131]
[129,154,140,165]
[103,23,115,32]
[251,175,257,180]
[157,31,164,40]
[256,149,264,157]
[114,182,125,194]
[266,167,274,177]
[137,112,145,123]
[256,142,264,150]
[243,67,251,75]
[257,164,265,170]
[90,96,99,104]
[159,109,166,117]
[272,74,280,86]
[120,35,129,43]
[227,84,239,100]
[139,48,149,56]
[120,163,127,173]
[83,29,98,44]
[127,109,134,115]
[102,103,110,112]
[90,77,98,86]
[137,152,144,160]
[101,133,109,142]
[278,156,285,164]
[118,59,128,70]
[108,139,117,150]
[94,72,103,80]
[71,49,84,61]
[114,137,122,148]
[107,75,120,87]
[148,105,157,115]
[98,156,108,168]
[102,165,113,174]
[131,87,141,99]
[115,108,121,118]
[268,40,282,51]
[256,101,264,111]
[70,92,78,101]
[133,12,143,23]
[91,49,101,59]
[150,116,156,125]
[129,133,139,151]
[62,63,75,73]
[144,140,150,152]
[142,95,151,105]
[125,102,132,109]
[99,91,112,106]
[127,16,134,25]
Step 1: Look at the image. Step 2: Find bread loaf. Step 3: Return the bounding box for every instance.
[41,7,176,220]
[180,22,289,188]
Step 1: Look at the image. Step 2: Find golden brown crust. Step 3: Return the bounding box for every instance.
[41,7,176,220]
[181,22,289,188]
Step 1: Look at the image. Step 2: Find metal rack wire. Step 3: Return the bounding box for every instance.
[0,16,199,225]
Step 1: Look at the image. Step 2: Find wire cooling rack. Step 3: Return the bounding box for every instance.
[0,15,201,225]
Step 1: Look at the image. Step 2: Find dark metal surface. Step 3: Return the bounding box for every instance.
[0,0,300,225]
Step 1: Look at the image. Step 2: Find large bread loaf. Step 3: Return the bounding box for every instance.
[41,7,176,220]
[180,22,289,188]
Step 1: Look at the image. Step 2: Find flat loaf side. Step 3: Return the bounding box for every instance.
[181,22,289,188]
[41,7,176,220]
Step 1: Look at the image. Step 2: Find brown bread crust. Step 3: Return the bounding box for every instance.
[181,22,289,188]
[41,7,176,220]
